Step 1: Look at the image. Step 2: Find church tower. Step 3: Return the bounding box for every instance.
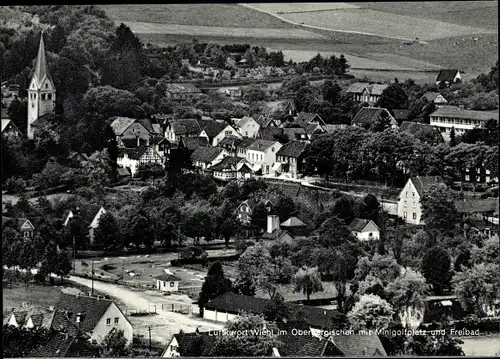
[27,32,56,139]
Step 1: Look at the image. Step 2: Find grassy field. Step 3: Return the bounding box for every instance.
[100,4,294,29]
[459,335,500,356]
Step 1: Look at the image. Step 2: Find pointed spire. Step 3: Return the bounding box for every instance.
[34,31,49,88]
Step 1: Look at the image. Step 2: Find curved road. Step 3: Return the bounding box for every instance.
[67,275,223,344]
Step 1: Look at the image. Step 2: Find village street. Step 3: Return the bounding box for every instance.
[67,275,224,345]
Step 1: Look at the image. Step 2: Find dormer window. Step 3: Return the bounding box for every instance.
[45,83,48,88]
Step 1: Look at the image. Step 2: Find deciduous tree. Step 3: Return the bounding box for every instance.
[293,266,323,302]
[421,246,451,295]
[347,294,394,331]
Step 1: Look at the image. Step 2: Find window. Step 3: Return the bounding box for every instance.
[48,93,52,100]
[403,212,407,219]
[114,317,119,324]
[106,318,111,325]
[405,191,408,196]
[41,93,46,100]
[369,232,373,237]
[412,213,417,220]
[465,174,470,181]
[45,83,48,88]
[404,200,407,206]
[271,147,274,152]
[412,192,415,197]
[170,282,175,287]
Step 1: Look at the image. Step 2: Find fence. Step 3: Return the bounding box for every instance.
[160,303,199,316]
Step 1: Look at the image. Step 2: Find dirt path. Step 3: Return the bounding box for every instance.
[67,275,223,345]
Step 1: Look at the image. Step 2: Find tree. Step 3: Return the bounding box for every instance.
[39,241,59,284]
[451,263,499,315]
[420,185,459,240]
[347,294,394,331]
[94,212,122,250]
[358,194,382,223]
[125,211,155,247]
[274,196,297,222]
[206,313,281,356]
[83,86,144,118]
[376,84,408,113]
[55,250,73,282]
[198,262,232,315]
[220,216,240,247]
[331,195,356,224]
[250,202,268,232]
[421,247,451,295]
[100,329,132,357]
[2,325,52,358]
[402,333,464,356]
[449,127,457,147]
[264,293,290,322]
[354,254,401,287]
[387,268,429,328]
[293,266,323,302]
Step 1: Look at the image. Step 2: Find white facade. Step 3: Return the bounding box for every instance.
[397,179,423,225]
[199,124,241,146]
[117,153,139,177]
[156,279,179,292]
[162,336,180,357]
[89,207,106,246]
[351,221,380,241]
[235,117,260,138]
[193,149,228,170]
[246,142,282,175]
[91,303,133,345]
[203,309,239,323]
[27,68,56,139]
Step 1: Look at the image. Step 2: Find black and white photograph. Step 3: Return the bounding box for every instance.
[1,2,499,357]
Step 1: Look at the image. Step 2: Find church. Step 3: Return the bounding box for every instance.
[27,32,56,139]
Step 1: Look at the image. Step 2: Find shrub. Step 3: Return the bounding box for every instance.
[4,176,27,194]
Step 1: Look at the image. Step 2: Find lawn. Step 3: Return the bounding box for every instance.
[3,284,63,313]
[100,4,294,29]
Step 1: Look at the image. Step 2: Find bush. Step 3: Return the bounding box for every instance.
[4,176,27,194]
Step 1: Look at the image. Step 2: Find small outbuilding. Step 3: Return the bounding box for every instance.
[347,218,380,241]
[156,273,181,292]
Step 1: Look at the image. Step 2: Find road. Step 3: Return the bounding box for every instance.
[67,275,223,345]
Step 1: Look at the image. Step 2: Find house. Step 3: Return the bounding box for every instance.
[282,99,297,116]
[54,293,133,344]
[435,69,461,87]
[275,141,308,179]
[293,112,326,126]
[422,92,448,107]
[325,332,387,356]
[258,126,285,142]
[217,136,255,158]
[246,139,282,175]
[392,109,410,124]
[1,119,21,139]
[66,152,89,168]
[165,83,203,101]
[198,119,241,146]
[2,217,36,238]
[262,214,294,244]
[223,87,242,100]
[179,136,209,151]
[202,292,338,332]
[454,198,499,236]
[347,218,380,241]
[255,114,278,128]
[156,273,181,292]
[429,105,499,141]
[397,176,446,225]
[237,198,273,225]
[164,119,202,143]
[232,116,260,138]
[303,123,325,140]
[209,156,253,181]
[4,307,54,329]
[282,126,308,142]
[191,146,227,171]
[27,33,56,140]
[117,146,164,177]
[161,331,217,357]
[63,206,106,247]
[110,117,155,148]
[352,107,398,130]
[30,332,99,357]
[347,82,388,105]
[280,216,307,237]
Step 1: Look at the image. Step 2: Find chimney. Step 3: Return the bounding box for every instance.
[267,214,280,234]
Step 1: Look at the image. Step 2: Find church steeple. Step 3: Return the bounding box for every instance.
[27,31,56,140]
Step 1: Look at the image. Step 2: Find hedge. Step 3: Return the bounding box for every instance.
[170,253,240,267]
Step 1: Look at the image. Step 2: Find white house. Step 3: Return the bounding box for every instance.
[421,92,448,108]
[347,218,380,241]
[156,273,180,292]
[198,120,242,146]
[435,69,461,87]
[63,206,106,246]
[191,146,228,171]
[116,146,164,177]
[245,139,282,175]
[397,176,446,225]
[232,116,260,138]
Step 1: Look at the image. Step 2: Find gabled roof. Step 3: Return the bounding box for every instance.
[2,217,36,232]
[346,82,388,96]
[32,33,53,89]
[246,139,278,152]
[276,141,307,158]
[436,69,460,83]
[409,176,446,197]
[430,106,499,121]
[261,228,293,241]
[330,333,387,356]
[1,119,20,133]
[156,273,181,282]
[218,136,255,149]
[204,293,338,329]
[180,136,209,150]
[280,216,306,227]
[346,82,369,94]
[283,127,306,140]
[31,113,55,127]
[352,107,395,127]
[239,198,272,213]
[259,127,284,141]
[64,205,104,227]
[454,198,498,214]
[169,331,218,356]
[255,115,275,128]
[110,117,136,136]
[137,118,155,133]
[117,146,149,160]
[347,218,380,232]
[30,333,76,357]
[422,92,447,103]
[209,156,247,172]
[191,146,225,163]
[198,120,228,139]
[369,84,388,96]
[294,112,324,125]
[304,123,323,134]
[165,83,202,94]
[274,321,336,356]
[169,119,202,135]
[392,109,409,122]
[233,116,256,129]
[55,294,115,333]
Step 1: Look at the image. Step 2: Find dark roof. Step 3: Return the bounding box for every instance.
[156,273,181,282]
[274,321,335,356]
[436,69,459,83]
[276,141,307,158]
[209,156,246,172]
[110,117,136,135]
[55,294,114,333]
[399,121,437,135]
[295,112,323,125]
[430,106,499,121]
[165,83,202,94]
[283,127,306,140]
[65,205,103,227]
[330,333,387,356]
[199,120,228,139]
[180,136,209,150]
[2,217,36,232]
[261,228,293,240]
[280,217,306,227]
[137,118,155,133]
[171,331,217,356]
[120,137,148,148]
[30,333,76,357]
[422,92,447,103]
[454,198,498,214]
[50,310,80,337]
[31,113,55,127]
[247,139,278,152]
[218,136,255,149]
[191,146,225,163]
[204,293,338,329]
[410,176,446,197]
[239,199,273,213]
[352,107,394,127]
[117,146,149,160]
[347,218,379,232]
[259,127,284,141]
[255,115,275,128]
[304,123,324,135]
[117,167,131,177]
[392,109,409,121]
[169,119,202,136]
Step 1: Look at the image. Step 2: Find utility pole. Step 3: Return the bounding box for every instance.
[177,224,181,260]
[147,326,152,352]
[91,260,94,296]
[72,235,76,272]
